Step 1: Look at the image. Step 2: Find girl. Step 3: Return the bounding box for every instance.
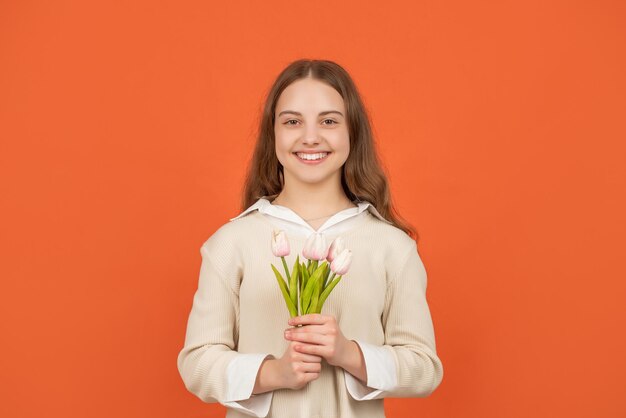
[177,59,443,418]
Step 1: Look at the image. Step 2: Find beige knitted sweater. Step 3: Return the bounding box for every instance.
[177,209,444,418]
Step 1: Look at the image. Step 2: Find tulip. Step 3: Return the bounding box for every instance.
[271,229,292,286]
[302,232,328,261]
[326,236,346,263]
[271,230,352,317]
[312,249,352,314]
[271,229,290,257]
[330,248,352,276]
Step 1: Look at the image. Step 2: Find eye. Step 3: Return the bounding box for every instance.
[284,119,299,125]
[322,119,337,125]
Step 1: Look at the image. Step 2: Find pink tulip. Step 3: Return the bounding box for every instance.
[330,248,352,275]
[326,236,346,263]
[271,229,290,257]
[302,232,328,261]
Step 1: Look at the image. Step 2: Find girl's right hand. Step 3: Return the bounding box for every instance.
[274,340,322,390]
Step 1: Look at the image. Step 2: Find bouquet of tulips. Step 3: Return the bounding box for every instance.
[270,230,352,318]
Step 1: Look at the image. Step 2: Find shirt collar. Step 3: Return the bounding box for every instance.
[229,195,392,228]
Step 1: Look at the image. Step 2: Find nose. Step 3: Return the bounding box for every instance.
[302,123,320,145]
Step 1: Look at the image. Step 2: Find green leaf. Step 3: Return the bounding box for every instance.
[301,262,310,294]
[308,272,322,314]
[301,264,325,315]
[271,264,297,317]
[297,265,303,314]
[316,275,342,313]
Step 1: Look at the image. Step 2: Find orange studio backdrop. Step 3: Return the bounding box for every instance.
[1,1,625,417]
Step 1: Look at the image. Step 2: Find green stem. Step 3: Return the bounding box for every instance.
[289,256,299,309]
[281,256,290,284]
[324,270,335,290]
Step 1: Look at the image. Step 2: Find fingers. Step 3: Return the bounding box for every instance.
[286,330,327,345]
[294,349,322,363]
[286,324,328,334]
[301,371,320,385]
[288,341,321,362]
[298,361,322,373]
[293,343,322,356]
[288,313,331,326]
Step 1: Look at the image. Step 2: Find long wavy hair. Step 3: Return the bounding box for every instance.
[240,59,418,241]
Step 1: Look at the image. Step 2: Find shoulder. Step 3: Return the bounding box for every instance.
[363,211,416,252]
[358,212,422,280]
[200,211,268,255]
[198,213,265,274]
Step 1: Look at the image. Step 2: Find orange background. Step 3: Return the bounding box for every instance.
[1,1,625,417]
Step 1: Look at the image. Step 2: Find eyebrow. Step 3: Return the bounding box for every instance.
[277,110,344,117]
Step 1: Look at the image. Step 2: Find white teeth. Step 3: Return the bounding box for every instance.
[296,152,328,161]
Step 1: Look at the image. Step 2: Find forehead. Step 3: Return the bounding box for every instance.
[275,78,345,114]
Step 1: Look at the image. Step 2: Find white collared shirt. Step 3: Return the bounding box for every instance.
[222,197,398,417]
[229,195,393,236]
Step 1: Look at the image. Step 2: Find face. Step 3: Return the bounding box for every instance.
[274,77,350,187]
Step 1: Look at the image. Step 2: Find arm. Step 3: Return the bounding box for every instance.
[253,357,282,394]
[342,340,398,400]
[177,237,276,417]
[344,241,444,400]
[224,354,274,416]
[341,340,368,384]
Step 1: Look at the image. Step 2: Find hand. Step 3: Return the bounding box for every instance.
[273,340,323,390]
[284,314,351,368]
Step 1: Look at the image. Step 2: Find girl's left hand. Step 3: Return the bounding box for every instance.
[284,314,351,368]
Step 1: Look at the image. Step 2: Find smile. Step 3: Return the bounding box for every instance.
[293,152,330,163]
[295,152,329,160]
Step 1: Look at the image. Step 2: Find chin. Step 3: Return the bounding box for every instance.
[296,171,341,185]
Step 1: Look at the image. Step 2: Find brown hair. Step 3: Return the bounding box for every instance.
[240,59,419,241]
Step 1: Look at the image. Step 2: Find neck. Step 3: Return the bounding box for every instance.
[272,172,356,220]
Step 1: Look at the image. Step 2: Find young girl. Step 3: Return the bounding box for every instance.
[177,59,443,418]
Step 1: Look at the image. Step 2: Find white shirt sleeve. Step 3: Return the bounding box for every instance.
[344,340,398,401]
[223,353,274,417]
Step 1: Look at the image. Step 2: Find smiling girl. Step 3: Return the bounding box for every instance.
[178,59,444,418]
